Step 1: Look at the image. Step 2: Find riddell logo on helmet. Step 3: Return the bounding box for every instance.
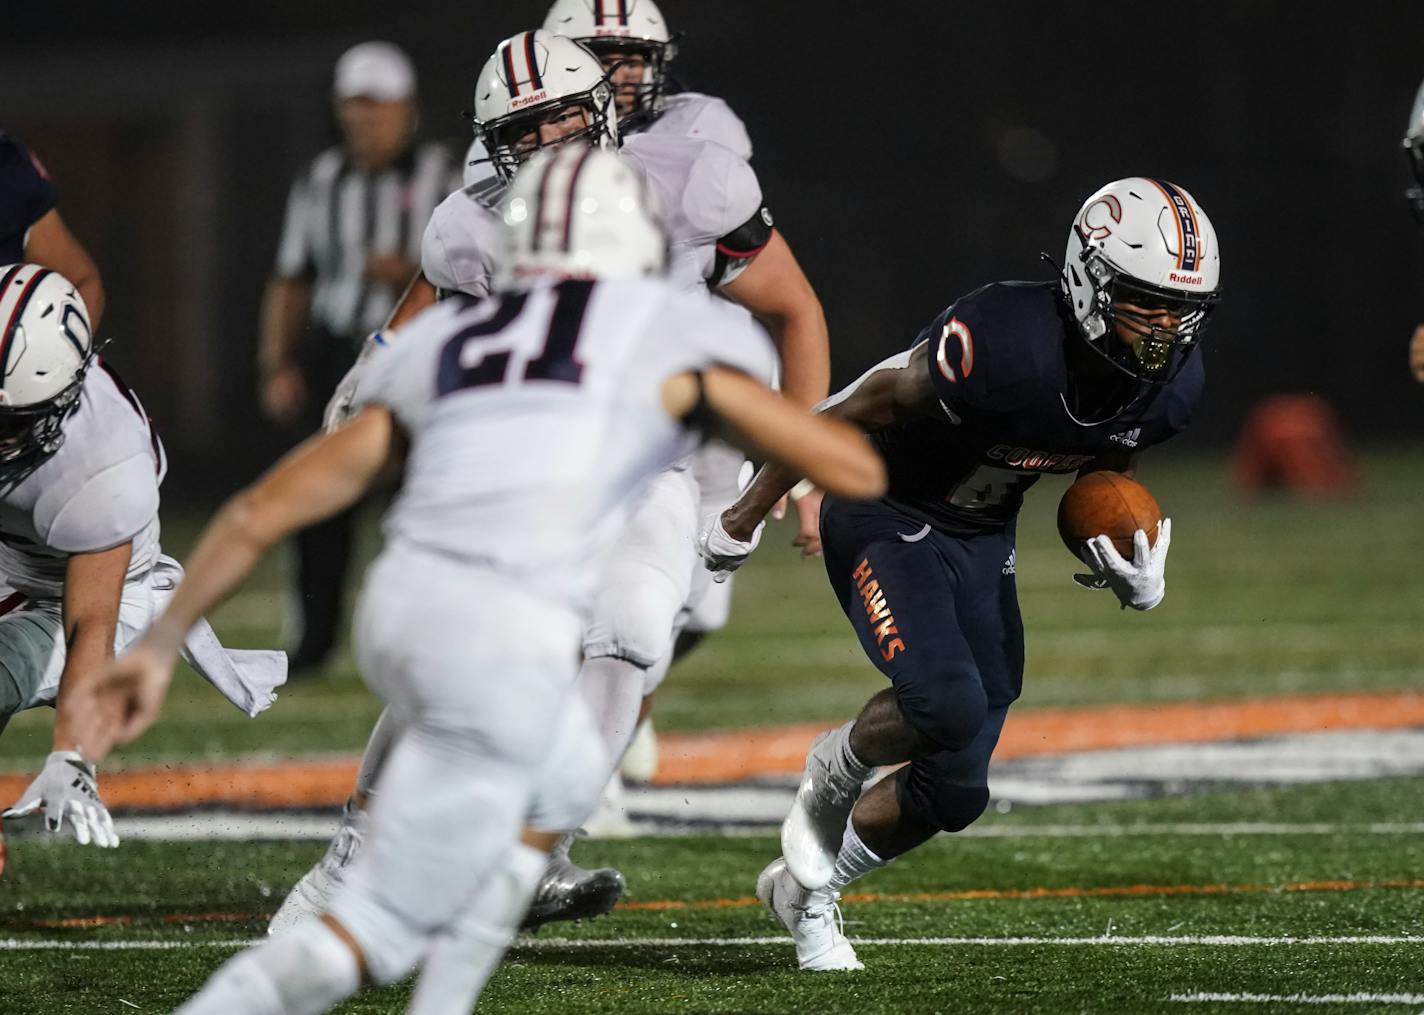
[1168,271,1203,285]
[511,90,550,109]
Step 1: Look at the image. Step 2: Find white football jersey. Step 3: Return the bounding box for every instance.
[420,177,503,298]
[430,132,762,303]
[652,92,752,161]
[0,365,164,598]
[357,276,775,608]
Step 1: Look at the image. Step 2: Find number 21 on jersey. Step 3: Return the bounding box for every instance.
[436,280,593,396]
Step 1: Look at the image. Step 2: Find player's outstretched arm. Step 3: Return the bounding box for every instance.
[53,541,133,757]
[323,274,439,431]
[79,408,405,758]
[720,229,829,410]
[664,367,885,500]
[718,341,936,542]
[1,541,133,847]
[25,209,105,331]
[386,272,439,331]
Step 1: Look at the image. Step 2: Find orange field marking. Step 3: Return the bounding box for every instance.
[6,877,1420,931]
[0,688,1419,809]
[649,688,1424,784]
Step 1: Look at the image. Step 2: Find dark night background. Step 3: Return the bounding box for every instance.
[4,1,1423,496]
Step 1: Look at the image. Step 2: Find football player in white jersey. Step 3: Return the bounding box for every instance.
[0,265,285,856]
[535,0,762,796]
[81,145,883,1015]
[301,28,831,932]
[460,0,751,192]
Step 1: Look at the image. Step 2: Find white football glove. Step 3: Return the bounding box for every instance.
[1079,519,1171,611]
[698,514,765,583]
[322,331,385,433]
[2,750,118,847]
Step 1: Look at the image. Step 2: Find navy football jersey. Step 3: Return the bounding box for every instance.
[0,134,56,264]
[870,281,1204,535]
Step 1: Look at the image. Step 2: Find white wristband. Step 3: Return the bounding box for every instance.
[789,479,816,502]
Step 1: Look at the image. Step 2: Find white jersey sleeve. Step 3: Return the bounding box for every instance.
[0,368,164,597]
[650,93,753,162]
[39,454,159,554]
[622,135,765,292]
[420,189,502,298]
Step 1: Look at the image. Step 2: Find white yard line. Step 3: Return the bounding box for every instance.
[517,935,1424,949]
[962,822,1424,837]
[99,810,1424,842]
[3,934,1420,952]
[1171,992,1424,1005]
[0,939,259,950]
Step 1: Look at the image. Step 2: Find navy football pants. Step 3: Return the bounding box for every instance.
[820,496,1024,833]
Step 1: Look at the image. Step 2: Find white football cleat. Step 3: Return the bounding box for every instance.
[619,717,659,784]
[781,730,868,890]
[756,857,863,971]
[267,801,368,936]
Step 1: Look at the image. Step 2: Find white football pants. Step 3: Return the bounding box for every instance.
[325,544,605,985]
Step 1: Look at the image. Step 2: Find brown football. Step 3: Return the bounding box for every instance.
[1057,471,1162,561]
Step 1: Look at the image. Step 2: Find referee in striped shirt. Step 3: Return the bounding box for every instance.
[258,41,457,673]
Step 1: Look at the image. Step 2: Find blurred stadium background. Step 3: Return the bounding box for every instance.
[3,3,1424,1012]
[7,1,1424,491]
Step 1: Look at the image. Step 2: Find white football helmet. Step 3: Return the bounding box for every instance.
[542,0,676,125]
[1403,79,1424,219]
[495,143,665,291]
[472,29,619,182]
[0,264,93,475]
[1063,177,1221,384]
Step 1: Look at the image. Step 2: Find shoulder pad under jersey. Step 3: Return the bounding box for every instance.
[922,281,1065,415]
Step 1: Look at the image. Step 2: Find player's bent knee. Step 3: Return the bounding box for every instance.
[893,678,989,754]
[583,586,682,668]
[326,898,428,986]
[896,767,990,834]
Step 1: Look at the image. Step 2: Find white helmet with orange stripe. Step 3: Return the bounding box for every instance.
[472,29,619,183]
[0,264,93,475]
[1063,177,1221,384]
[542,0,676,126]
[495,143,665,291]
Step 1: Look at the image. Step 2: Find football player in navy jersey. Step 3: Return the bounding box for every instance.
[0,133,105,328]
[701,177,1222,971]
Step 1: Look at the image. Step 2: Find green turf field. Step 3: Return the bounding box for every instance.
[2,449,1420,766]
[2,778,1421,1013]
[0,450,1421,1012]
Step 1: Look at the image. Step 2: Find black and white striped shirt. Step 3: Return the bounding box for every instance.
[275,141,459,341]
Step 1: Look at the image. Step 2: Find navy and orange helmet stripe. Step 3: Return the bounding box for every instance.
[1148,178,1201,272]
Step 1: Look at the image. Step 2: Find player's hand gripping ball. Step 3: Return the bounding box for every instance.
[1057,471,1161,562]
